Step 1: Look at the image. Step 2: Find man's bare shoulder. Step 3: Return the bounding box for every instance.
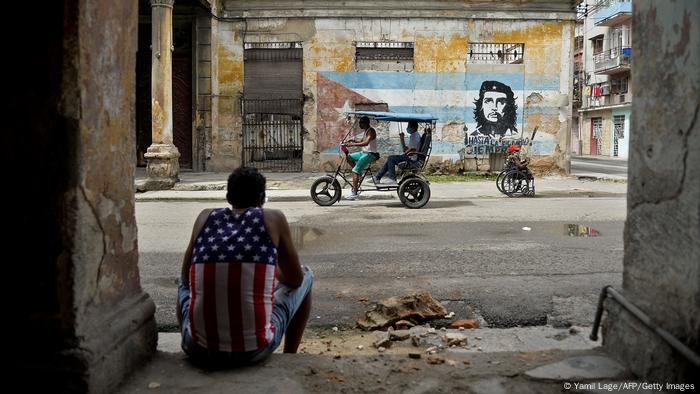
[263,208,287,223]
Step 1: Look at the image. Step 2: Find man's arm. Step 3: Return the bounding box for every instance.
[347,128,376,147]
[180,209,213,286]
[265,209,304,288]
[177,208,213,328]
[399,132,408,152]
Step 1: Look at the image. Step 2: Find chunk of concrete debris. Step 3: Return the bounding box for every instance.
[147,382,161,389]
[449,319,480,329]
[373,331,393,349]
[426,355,445,365]
[394,320,415,330]
[356,345,364,350]
[444,311,455,319]
[389,330,411,341]
[357,292,448,331]
[411,335,422,347]
[442,332,468,347]
[377,346,386,353]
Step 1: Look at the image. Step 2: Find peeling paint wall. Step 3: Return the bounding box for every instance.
[209,19,245,170]
[207,5,574,172]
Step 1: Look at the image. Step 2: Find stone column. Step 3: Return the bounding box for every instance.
[14,0,157,391]
[604,0,699,384]
[145,0,180,190]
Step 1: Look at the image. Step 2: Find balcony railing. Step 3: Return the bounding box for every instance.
[594,47,631,74]
[583,93,631,109]
[585,96,609,108]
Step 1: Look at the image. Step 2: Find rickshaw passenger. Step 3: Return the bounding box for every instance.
[343,116,378,200]
[373,120,421,184]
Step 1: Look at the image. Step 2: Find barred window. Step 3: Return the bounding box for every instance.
[356,42,414,72]
[468,43,524,64]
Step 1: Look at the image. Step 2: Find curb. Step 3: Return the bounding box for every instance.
[135,194,397,203]
[576,175,627,183]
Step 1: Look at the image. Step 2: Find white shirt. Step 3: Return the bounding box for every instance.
[407,131,421,161]
[361,128,378,153]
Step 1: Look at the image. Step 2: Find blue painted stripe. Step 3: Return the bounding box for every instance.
[390,105,537,124]
[524,74,561,91]
[320,71,558,91]
[389,106,471,122]
[524,106,561,115]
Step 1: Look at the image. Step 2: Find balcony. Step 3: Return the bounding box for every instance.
[594,47,631,75]
[593,0,632,27]
[585,96,609,108]
[582,93,631,110]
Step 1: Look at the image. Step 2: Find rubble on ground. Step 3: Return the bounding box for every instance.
[356,292,448,331]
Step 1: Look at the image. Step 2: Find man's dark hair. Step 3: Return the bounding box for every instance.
[407,120,419,131]
[226,167,266,208]
[473,80,518,136]
[359,116,370,125]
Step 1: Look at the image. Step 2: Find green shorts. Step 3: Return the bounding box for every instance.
[348,152,379,174]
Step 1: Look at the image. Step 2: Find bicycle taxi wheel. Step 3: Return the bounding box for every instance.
[310,176,342,206]
[398,177,431,208]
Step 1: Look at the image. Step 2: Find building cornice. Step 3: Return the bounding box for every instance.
[220,0,577,20]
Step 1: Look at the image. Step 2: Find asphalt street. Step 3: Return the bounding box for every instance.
[137,194,625,332]
[571,156,628,179]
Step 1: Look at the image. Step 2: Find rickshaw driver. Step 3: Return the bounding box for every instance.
[342,115,378,200]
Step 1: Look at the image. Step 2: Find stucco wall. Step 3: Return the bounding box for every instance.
[581,110,612,156]
[603,0,699,383]
[207,10,573,172]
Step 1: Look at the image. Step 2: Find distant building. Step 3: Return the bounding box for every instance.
[137,0,577,173]
[575,0,632,158]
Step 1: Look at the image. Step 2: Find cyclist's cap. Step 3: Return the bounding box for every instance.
[507,145,521,153]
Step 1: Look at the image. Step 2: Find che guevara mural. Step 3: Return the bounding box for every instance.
[316,71,556,159]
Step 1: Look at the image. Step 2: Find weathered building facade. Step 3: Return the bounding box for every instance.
[576,0,632,158]
[138,0,576,175]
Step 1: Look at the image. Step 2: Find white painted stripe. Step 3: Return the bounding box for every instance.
[263,265,276,343]
[215,263,232,352]
[192,265,207,347]
[351,89,559,109]
[239,262,258,351]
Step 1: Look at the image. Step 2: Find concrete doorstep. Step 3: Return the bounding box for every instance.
[119,327,636,394]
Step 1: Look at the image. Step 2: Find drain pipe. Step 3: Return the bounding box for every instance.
[591,285,700,368]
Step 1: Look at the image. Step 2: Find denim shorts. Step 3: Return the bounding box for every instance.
[178,266,313,365]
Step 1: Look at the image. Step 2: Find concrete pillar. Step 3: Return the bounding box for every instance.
[145,0,180,190]
[604,0,699,384]
[13,0,157,391]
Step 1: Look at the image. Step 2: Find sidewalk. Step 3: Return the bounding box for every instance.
[135,170,627,203]
[571,156,628,181]
[119,329,634,393]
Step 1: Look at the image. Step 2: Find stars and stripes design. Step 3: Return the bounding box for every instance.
[188,207,278,352]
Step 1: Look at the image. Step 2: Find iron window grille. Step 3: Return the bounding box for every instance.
[468,43,524,64]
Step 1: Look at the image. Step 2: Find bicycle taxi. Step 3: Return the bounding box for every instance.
[310,111,437,209]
